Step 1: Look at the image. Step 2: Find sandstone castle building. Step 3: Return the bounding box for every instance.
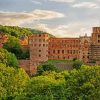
[0,27,100,75]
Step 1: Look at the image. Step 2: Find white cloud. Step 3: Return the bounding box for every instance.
[49,0,75,3]
[31,0,42,5]
[0,10,64,26]
[34,23,92,37]
[72,2,99,9]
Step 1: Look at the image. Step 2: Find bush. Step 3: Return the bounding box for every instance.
[72,60,83,69]
[0,48,19,68]
[37,64,58,75]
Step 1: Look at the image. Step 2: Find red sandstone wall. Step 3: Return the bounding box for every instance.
[19,60,30,73]
[19,60,37,75]
[29,34,49,62]
[48,38,80,60]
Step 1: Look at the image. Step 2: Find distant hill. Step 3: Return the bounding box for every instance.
[0,25,54,38]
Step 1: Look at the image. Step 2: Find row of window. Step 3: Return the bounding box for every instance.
[49,44,80,48]
[38,54,48,57]
[49,50,79,54]
[33,34,48,37]
[33,44,48,47]
[50,56,78,60]
[50,40,80,43]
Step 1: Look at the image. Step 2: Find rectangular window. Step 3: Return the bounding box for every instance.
[39,50,41,52]
[62,50,64,54]
[39,34,41,37]
[53,50,55,53]
[98,40,100,43]
[43,44,45,46]
[58,50,60,54]
[98,35,100,38]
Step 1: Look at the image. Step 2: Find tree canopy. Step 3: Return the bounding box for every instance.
[0,64,100,100]
[0,48,19,68]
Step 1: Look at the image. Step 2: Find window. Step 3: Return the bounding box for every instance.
[53,50,55,53]
[43,44,45,46]
[98,35,100,38]
[39,34,41,37]
[98,40,100,43]
[39,44,41,47]
[62,50,64,54]
[39,55,41,57]
[58,50,60,54]
[39,50,41,52]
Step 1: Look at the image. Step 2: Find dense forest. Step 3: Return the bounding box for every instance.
[0,25,50,38]
[0,25,100,100]
[0,57,100,99]
[0,46,100,100]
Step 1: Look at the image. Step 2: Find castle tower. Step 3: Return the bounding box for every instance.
[92,27,100,45]
[79,35,91,64]
[28,33,49,75]
[89,27,100,65]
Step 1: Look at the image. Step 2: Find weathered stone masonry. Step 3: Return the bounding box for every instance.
[19,27,100,75]
[1,27,100,75]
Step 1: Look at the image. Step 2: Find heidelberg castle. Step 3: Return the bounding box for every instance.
[0,27,100,75]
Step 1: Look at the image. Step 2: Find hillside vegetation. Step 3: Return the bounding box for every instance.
[0,25,53,38]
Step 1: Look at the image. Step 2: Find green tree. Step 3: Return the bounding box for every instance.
[72,60,83,69]
[0,63,29,99]
[0,48,19,68]
[37,64,58,75]
[3,36,22,59]
[65,65,100,100]
[24,71,66,100]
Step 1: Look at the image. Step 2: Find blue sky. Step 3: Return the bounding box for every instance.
[0,0,100,37]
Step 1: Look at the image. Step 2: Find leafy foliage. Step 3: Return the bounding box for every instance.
[3,36,22,59]
[0,48,19,68]
[0,63,29,99]
[0,25,53,38]
[37,64,59,75]
[0,50,99,100]
[3,36,30,59]
[72,60,83,69]
[0,25,32,38]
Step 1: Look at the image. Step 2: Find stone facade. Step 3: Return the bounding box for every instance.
[29,34,49,62]
[89,27,100,65]
[79,35,91,64]
[1,27,100,75]
[48,38,80,60]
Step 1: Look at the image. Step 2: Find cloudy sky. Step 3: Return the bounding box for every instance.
[0,0,100,37]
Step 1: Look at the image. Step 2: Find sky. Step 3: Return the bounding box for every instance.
[0,0,100,37]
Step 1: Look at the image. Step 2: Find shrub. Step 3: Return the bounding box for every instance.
[72,60,83,69]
